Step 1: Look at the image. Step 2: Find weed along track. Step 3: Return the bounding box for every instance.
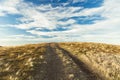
[0,43,107,80]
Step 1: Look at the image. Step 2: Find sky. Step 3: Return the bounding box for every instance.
[0,0,120,46]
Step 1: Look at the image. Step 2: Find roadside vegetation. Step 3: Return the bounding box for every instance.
[59,42,120,80]
[0,43,46,80]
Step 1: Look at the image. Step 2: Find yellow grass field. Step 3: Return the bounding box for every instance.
[59,42,120,80]
[0,42,120,80]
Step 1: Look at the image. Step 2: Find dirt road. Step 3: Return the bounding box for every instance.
[0,43,102,80]
[31,43,101,80]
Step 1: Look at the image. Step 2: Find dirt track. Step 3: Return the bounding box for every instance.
[32,43,101,80]
[0,43,102,80]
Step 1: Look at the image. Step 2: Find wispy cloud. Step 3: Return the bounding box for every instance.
[72,0,86,3]
[0,0,21,16]
[0,0,120,46]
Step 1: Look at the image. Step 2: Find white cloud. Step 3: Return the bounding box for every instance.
[8,34,36,39]
[16,5,84,30]
[72,0,86,3]
[0,0,102,30]
[0,0,21,16]
[0,0,120,45]
[12,4,103,30]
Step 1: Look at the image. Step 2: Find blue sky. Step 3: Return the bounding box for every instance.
[0,0,120,46]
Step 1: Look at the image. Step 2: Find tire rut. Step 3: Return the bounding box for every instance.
[56,43,103,80]
[44,43,66,80]
[48,43,89,80]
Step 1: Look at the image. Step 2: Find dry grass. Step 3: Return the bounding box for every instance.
[0,43,46,80]
[59,42,120,80]
[0,42,120,80]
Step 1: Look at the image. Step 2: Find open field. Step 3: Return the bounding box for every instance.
[59,42,120,80]
[0,42,120,80]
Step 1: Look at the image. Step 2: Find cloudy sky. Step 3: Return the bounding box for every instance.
[0,0,120,46]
